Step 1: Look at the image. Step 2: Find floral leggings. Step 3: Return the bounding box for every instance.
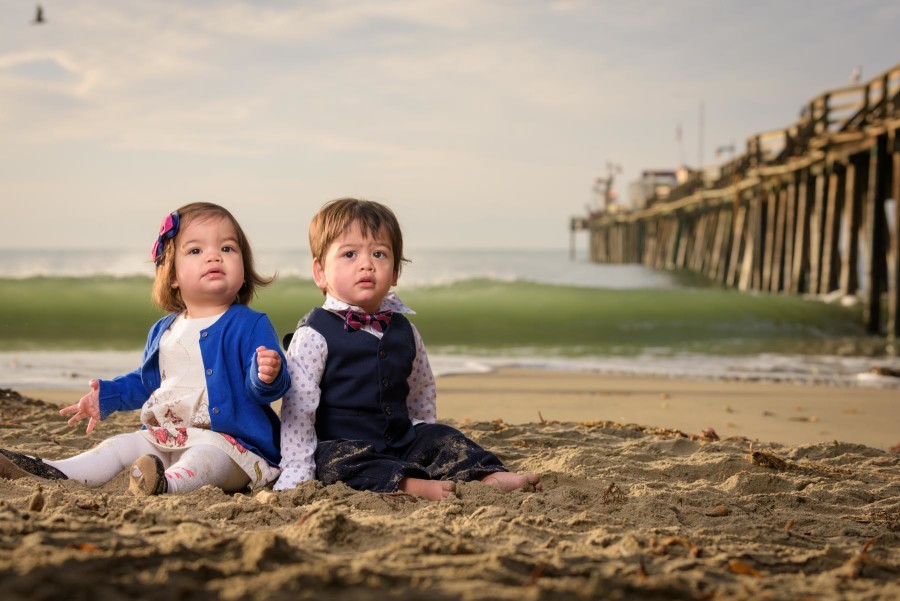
[46,431,249,494]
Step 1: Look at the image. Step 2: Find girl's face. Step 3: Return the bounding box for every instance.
[171,215,245,317]
[313,221,397,313]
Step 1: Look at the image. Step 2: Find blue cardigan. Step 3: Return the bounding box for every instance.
[97,303,290,465]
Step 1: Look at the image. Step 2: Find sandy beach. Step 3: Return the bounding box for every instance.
[20,368,900,450]
[2,369,899,600]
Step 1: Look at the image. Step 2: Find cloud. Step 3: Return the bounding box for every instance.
[1,0,898,249]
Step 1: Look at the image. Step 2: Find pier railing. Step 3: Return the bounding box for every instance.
[575,63,900,337]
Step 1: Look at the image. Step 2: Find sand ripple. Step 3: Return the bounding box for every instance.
[1,390,898,600]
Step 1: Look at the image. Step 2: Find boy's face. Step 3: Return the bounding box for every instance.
[313,221,397,313]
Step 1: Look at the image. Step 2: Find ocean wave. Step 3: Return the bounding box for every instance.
[0,248,680,290]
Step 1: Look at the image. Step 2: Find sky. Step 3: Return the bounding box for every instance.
[1,0,899,252]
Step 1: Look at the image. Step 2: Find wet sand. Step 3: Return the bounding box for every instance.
[22,368,900,450]
[434,369,900,451]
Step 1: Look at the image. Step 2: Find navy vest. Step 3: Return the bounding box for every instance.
[305,308,417,451]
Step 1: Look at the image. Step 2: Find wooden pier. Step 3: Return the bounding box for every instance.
[574,63,900,337]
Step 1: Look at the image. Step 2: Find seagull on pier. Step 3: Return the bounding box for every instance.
[32,5,45,25]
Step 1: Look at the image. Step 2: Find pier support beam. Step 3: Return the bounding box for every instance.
[790,171,812,294]
[865,134,890,333]
[839,157,863,296]
[888,131,900,337]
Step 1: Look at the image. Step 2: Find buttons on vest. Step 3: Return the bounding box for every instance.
[201,331,208,338]
[384,406,392,415]
[379,350,387,358]
[212,407,220,414]
[382,378,390,388]
[206,369,213,376]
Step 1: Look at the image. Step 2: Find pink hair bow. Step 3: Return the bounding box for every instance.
[151,211,180,266]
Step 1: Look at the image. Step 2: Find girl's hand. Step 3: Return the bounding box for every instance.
[59,379,101,434]
[256,346,282,384]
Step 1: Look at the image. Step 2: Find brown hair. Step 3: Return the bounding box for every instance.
[309,197,408,282]
[152,202,274,312]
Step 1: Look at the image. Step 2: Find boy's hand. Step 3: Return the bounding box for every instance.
[256,346,283,384]
[59,379,101,434]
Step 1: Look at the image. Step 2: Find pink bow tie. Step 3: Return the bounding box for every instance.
[339,310,393,333]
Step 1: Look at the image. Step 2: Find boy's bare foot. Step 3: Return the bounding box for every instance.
[480,471,542,492]
[399,477,456,501]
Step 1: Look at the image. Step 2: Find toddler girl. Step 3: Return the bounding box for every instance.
[0,202,289,495]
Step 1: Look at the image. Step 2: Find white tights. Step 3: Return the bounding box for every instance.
[46,432,250,494]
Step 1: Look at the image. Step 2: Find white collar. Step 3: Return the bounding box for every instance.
[323,291,415,315]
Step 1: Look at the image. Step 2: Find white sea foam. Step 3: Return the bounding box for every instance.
[430,353,900,388]
[3,350,898,392]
